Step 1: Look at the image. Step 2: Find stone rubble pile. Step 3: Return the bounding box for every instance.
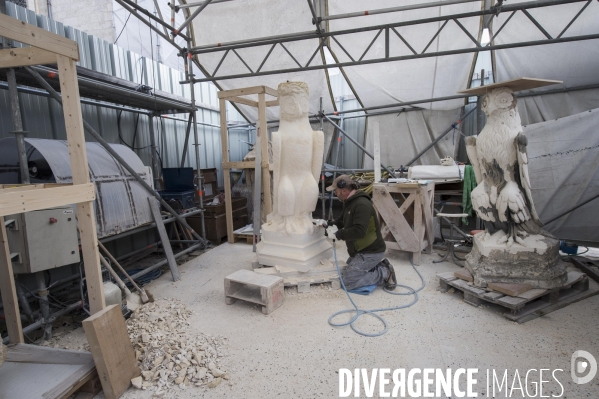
[127,298,229,395]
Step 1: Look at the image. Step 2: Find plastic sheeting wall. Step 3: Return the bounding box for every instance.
[328,0,480,111]
[189,0,335,122]
[525,107,599,244]
[364,108,462,168]
[494,0,599,124]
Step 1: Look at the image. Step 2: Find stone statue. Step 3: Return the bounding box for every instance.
[268,81,324,235]
[256,82,332,272]
[463,82,567,289]
[465,87,542,245]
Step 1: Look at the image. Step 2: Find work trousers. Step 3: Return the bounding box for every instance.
[342,252,387,290]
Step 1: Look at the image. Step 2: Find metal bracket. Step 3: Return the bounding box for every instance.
[10,252,21,263]
[4,218,17,229]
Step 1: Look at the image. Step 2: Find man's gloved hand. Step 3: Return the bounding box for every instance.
[326,225,339,239]
[314,219,328,228]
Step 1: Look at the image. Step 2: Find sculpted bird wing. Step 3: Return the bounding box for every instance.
[515,133,541,225]
[465,135,483,184]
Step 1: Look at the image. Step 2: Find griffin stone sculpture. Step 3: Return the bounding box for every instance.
[464,84,567,289]
[256,82,332,272]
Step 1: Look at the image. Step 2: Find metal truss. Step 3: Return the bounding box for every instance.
[180,0,598,83]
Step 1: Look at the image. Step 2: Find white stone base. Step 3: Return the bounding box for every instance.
[256,227,332,272]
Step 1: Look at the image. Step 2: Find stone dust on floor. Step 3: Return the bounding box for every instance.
[50,241,599,398]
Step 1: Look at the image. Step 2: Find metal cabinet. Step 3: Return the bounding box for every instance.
[6,206,81,274]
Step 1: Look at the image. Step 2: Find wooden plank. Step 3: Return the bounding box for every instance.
[505,278,599,323]
[227,96,258,107]
[258,92,272,216]
[6,344,92,365]
[265,99,279,107]
[0,219,23,344]
[488,282,532,297]
[422,186,434,254]
[516,288,547,300]
[0,47,57,68]
[264,86,279,97]
[483,291,505,301]
[0,13,79,60]
[414,189,425,248]
[219,98,235,243]
[217,85,264,99]
[436,271,458,282]
[459,77,562,95]
[398,192,416,214]
[372,185,419,252]
[454,268,473,282]
[373,121,381,183]
[148,198,180,281]
[222,161,255,169]
[57,55,104,314]
[0,183,95,217]
[82,304,140,399]
[496,295,529,310]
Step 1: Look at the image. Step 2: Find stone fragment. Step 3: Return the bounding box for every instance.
[207,378,222,388]
[131,376,143,389]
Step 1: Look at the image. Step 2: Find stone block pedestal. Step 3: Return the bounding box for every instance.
[257,228,332,272]
[465,231,568,289]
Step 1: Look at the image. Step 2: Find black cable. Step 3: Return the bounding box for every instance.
[114,12,132,44]
[116,110,151,150]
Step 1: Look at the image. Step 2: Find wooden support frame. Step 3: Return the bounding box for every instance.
[372,182,435,265]
[219,85,277,243]
[0,14,103,344]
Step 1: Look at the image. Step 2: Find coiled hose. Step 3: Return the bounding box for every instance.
[328,240,425,337]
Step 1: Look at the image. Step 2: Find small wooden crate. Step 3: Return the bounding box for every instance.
[224,270,285,314]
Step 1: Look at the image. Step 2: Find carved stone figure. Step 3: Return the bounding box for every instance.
[464,84,567,289]
[256,82,332,271]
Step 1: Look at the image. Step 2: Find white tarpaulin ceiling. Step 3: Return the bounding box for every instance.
[328,0,481,111]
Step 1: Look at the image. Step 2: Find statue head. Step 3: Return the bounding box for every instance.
[278,81,310,121]
[481,87,518,116]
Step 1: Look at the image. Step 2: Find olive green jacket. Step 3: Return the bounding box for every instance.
[332,190,386,257]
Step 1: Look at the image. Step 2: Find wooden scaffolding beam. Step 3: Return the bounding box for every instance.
[217,86,277,243]
[0,14,104,344]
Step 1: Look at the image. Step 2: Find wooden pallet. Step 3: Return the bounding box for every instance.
[233,233,253,244]
[437,270,599,323]
[254,259,344,293]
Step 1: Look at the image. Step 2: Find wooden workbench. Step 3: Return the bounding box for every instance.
[372,182,435,265]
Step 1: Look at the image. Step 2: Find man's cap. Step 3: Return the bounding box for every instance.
[326,174,355,192]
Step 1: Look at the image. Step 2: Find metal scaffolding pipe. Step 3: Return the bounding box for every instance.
[544,193,599,225]
[6,68,30,185]
[27,65,193,113]
[190,0,589,55]
[322,114,396,178]
[176,0,234,9]
[99,208,204,243]
[188,35,207,239]
[175,0,213,36]
[24,67,210,248]
[117,0,190,41]
[2,301,82,345]
[405,106,476,166]
[322,0,481,21]
[129,243,203,280]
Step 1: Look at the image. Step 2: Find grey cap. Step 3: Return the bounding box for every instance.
[326,174,355,192]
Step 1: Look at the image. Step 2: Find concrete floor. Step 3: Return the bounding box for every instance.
[111,241,599,399]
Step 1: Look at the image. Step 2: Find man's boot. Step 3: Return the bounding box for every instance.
[382,258,397,290]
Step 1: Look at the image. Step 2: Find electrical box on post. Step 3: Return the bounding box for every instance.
[6,206,81,274]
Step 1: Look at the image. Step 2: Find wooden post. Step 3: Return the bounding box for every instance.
[0,218,23,343]
[258,92,272,217]
[57,55,105,314]
[220,98,235,243]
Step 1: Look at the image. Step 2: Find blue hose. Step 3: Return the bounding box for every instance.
[328,240,425,337]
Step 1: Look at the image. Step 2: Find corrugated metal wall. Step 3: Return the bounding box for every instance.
[0,3,236,188]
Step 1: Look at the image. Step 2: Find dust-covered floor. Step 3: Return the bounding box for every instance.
[50,241,599,399]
